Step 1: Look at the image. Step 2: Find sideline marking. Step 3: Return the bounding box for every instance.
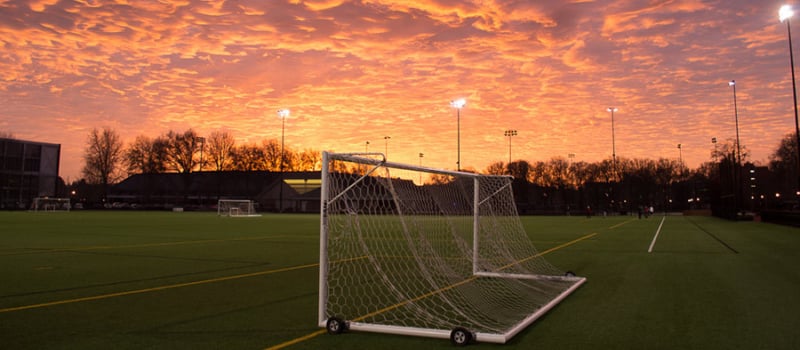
[0,262,319,314]
[648,215,667,253]
[609,219,635,229]
[264,232,597,350]
[0,235,315,257]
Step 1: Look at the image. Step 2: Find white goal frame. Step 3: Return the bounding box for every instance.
[217,199,261,217]
[318,152,586,344]
[31,197,70,212]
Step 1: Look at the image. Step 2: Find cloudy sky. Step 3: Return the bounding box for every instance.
[1,0,798,180]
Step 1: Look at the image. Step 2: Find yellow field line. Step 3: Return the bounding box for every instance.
[264,232,597,350]
[0,235,315,256]
[609,219,635,229]
[0,262,319,314]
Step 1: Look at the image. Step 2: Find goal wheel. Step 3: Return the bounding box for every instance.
[450,327,472,346]
[326,317,347,335]
[565,270,576,277]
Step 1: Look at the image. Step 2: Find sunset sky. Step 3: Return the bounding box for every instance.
[2,0,799,181]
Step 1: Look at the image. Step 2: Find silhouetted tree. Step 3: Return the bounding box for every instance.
[125,135,168,175]
[164,129,201,173]
[82,127,124,198]
[207,130,236,171]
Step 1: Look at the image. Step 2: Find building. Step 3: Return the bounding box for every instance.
[109,171,321,213]
[0,137,62,209]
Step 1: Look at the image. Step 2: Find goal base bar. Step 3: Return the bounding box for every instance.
[320,276,586,344]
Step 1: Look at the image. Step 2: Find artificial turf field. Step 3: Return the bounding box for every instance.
[0,211,798,349]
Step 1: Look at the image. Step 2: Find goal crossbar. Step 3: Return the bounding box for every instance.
[318,151,585,344]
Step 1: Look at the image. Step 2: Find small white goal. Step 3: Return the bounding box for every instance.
[31,197,71,212]
[217,199,260,217]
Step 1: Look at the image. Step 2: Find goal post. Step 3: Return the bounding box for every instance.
[318,152,585,345]
[31,197,70,212]
[217,199,260,217]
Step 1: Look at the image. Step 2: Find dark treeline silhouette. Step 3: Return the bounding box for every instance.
[73,127,800,219]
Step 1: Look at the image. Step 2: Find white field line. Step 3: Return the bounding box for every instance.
[648,215,667,253]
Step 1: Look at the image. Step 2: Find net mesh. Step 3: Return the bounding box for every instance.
[32,198,70,212]
[321,153,583,341]
[217,200,257,217]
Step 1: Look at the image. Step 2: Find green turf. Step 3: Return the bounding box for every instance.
[1,212,798,349]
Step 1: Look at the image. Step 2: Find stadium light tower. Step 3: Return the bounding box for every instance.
[729,81,742,167]
[607,107,618,180]
[504,130,517,164]
[450,98,466,171]
[677,143,683,171]
[277,109,290,212]
[780,4,800,193]
[384,136,391,159]
[419,152,424,183]
[712,137,718,162]
[196,136,205,172]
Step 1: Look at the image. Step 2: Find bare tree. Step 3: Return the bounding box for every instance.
[125,135,167,175]
[206,130,237,171]
[262,139,282,171]
[82,127,125,195]
[484,161,506,175]
[0,131,14,139]
[297,149,321,171]
[232,143,267,171]
[164,129,201,173]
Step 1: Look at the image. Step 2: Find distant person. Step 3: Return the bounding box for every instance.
[586,206,592,218]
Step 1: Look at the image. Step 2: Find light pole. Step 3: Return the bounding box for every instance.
[677,143,683,173]
[450,98,466,171]
[504,130,517,164]
[384,136,391,159]
[729,80,743,213]
[607,107,618,180]
[277,109,290,213]
[419,153,424,183]
[712,137,718,161]
[365,140,370,152]
[196,136,205,172]
[780,4,800,194]
[729,81,742,167]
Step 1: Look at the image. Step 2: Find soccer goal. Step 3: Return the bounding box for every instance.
[318,152,586,345]
[217,199,260,217]
[31,197,70,212]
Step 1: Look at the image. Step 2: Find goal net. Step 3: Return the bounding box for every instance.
[217,199,260,217]
[31,197,70,212]
[318,152,586,345]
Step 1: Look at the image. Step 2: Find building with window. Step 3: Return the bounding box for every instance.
[0,138,61,209]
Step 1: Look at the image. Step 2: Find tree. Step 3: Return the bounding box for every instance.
[262,139,282,171]
[768,133,798,193]
[125,135,167,175]
[164,129,201,173]
[507,160,532,181]
[484,161,506,175]
[297,149,321,171]
[207,130,236,171]
[232,143,266,171]
[0,131,14,139]
[82,127,124,196]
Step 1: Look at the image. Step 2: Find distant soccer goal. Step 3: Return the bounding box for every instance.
[319,152,585,345]
[31,197,70,212]
[217,199,260,217]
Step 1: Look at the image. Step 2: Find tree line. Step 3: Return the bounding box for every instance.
[82,127,322,187]
[81,126,800,211]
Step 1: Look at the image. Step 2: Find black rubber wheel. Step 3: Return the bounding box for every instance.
[450,327,472,346]
[326,317,347,335]
[565,270,576,277]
